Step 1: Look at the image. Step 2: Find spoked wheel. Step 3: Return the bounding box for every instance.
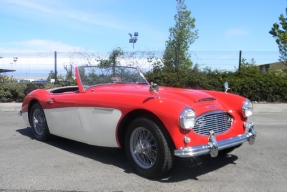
[130,127,157,169]
[125,118,173,178]
[29,102,50,141]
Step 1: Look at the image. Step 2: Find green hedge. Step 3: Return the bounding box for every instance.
[226,73,287,102]
[0,81,76,103]
[145,65,287,102]
[0,67,287,102]
[0,82,27,102]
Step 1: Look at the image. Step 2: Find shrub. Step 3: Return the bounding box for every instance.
[0,67,286,103]
[0,82,27,102]
[145,64,287,102]
[0,80,76,103]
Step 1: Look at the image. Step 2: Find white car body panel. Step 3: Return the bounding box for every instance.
[77,107,122,147]
[44,107,85,143]
[43,107,121,147]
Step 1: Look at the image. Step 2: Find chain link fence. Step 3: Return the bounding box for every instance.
[0,51,279,82]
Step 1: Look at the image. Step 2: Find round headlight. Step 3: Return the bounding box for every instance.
[242,99,253,117]
[180,107,196,130]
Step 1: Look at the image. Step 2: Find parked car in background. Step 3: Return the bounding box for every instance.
[19,65,256,178]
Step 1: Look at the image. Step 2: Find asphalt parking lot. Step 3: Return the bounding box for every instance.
[0,104,287,192]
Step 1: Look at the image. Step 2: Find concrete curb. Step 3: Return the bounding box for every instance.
[253,103,287,113]
[0,103,22,112]
[1,103,287,113]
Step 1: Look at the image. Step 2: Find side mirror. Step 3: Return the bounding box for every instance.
[224,82,229,93]
[149,82,159,93]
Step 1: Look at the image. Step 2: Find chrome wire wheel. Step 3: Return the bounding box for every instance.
[129,127,158,169]
[30,102,50,141]
[125,118,173,178]
[32,108,46,136]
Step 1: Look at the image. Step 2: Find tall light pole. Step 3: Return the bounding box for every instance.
[128,32,139,49]
[10,57,18,65]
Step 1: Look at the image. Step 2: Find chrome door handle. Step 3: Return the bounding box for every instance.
[46,98,55,104]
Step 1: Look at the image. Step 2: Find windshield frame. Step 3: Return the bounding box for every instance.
[76,66,149,91]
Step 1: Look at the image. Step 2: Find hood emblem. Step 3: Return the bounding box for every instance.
[195,117,206,128]
[227,117,233,124]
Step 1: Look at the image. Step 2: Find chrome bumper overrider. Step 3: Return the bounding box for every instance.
[174,122,256,158]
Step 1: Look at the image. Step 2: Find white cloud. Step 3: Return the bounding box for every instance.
[19,39,84,51]
[0,39,84,52]
[225,28,249,38]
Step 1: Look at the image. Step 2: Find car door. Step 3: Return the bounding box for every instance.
[76,92,122,147]
[44,92,85,142]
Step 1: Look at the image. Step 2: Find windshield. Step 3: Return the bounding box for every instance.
[78,66,149,89]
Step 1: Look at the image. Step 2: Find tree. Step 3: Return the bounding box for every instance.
[98,47,124,67]
[63,63,74,82]
[97,59,111,67]
[109,47,124,68]
[162,0,198,71]
[270,8,287,65]
[239,58,259,75]
[98,47,124,74]
[47,70,55,82]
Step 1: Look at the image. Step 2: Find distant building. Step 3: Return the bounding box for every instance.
[258,61,287,72]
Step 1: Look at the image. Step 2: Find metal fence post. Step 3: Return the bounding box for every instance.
[238,50,242,71]
[54,51,57,83]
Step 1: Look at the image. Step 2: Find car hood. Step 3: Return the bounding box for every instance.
[158,86,215,103]
[82,84,242,116]
[89,84,216,104]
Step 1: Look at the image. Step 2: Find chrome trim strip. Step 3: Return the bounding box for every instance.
[196,110,224,117]
[174,123,256,158]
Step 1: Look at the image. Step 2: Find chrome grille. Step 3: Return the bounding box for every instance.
[193,112,233,135]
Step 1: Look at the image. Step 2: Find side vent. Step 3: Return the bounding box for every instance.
[197,97,216,103]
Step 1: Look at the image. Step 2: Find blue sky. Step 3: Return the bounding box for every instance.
[0,0,285,54]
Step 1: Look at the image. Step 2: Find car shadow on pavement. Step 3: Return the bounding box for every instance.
[17,127,238,182]
[17,127,34,139]
[158,155,238,182]
[16,127,134,173]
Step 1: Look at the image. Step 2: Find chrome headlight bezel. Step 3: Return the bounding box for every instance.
[179,107,196,130]
[242,99,253,117]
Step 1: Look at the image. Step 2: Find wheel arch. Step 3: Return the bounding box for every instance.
[27,99,41,124]
[117,109,175,150]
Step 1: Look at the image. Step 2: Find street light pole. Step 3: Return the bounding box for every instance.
[128,32,139,49]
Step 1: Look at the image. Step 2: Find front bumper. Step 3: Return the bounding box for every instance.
[19,110,30,127]
[174,122,256,158]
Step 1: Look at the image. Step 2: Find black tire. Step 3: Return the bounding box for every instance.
[219,144,242,156]
[29,102,50,141]
[125,118,173,178]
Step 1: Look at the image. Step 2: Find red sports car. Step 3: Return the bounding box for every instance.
[20,66,256,178]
